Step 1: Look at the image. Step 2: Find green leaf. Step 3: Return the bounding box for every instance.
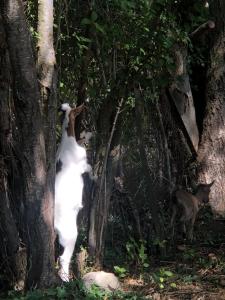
[170,282,177,288]
[46,289,57,296]
[56,286,67,298]
[94,22,105,34]
[81,18,91,25]
[91,11,98,21]
[164,270,173,277]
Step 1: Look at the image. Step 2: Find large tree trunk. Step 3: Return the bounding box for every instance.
[197,0,225,215]
[1,0,56,288]
[0,17,24,289]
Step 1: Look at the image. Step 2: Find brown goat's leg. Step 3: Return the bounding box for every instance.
[181,222,186,239]
[179,213,187,238]
[170,205,177,239]
[188,214,196,241]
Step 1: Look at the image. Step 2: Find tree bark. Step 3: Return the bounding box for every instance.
[37,0,55,90]
[1,0,56,288]
[197,0,225,215]
[37,0,57,286]
[0,17,24,289]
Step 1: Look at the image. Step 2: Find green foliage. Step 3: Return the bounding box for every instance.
[152,268,175,289]
[126,239,149,269]
[182,274,198,284]
[53,0,208,105]
[153,238,167,249]
[182,248,197,261]
[114,266,127,278]
[4,281,148,300]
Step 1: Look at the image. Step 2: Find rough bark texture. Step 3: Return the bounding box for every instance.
[1,0,56,288]
[37,0,57,286]
[0,15,27,290]
[197,0,225,215]
[37,0,55,89]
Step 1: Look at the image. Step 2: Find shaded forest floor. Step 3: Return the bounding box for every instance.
[2,218,225,299]
[122,243,225,299]
[121,218,225,299]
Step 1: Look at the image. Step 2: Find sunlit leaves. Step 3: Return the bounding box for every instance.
[53,0,208,107]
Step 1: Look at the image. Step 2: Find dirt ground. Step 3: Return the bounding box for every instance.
[122,218,225,300]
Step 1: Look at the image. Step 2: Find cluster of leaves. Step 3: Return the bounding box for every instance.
[152,268,175,289]
[53,0,202,105]
[126,238,150,270]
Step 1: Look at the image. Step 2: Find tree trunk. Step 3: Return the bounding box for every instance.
[37,0,57,287]
[37,0,55,91]
[0,15,27,290]
[1,0,56,288]
[197,0,225,215]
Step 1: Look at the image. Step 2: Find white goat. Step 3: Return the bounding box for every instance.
[54,103,91,281]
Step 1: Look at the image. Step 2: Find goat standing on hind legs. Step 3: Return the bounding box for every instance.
[170,181,214,241]
[54,103,92,282]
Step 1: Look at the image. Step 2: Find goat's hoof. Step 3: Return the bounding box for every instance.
[58,269,70,282]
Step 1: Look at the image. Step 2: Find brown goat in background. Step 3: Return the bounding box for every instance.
[170,181,214,241]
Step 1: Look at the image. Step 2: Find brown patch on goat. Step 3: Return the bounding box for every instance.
[66,104,85,137]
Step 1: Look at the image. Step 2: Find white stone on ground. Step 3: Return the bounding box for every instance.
[82,271,121,292]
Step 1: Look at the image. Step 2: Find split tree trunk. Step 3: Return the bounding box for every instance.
[197,1,225,215]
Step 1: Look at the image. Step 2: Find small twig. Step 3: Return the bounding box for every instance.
[98,97,124,197]
[190,20,215,40]
[133,179,144,200]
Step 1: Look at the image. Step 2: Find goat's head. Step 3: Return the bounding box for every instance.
[196,180,214,204]
[60,103,85,135]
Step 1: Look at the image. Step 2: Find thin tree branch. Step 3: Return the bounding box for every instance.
[189,20,215,40]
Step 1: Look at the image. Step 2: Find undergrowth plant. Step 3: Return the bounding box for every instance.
[3,280,148,300]
[126,238,149,271]
[152,268,175,289]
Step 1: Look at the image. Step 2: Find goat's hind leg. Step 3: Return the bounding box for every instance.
[170,204,177,240]
[187,213,197,242]
[180,214,189,240]
[58,223,78,282]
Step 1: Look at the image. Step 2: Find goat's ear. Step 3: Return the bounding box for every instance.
[60,103,71,112]
[209,180,215,187]
[74,103,85,116]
